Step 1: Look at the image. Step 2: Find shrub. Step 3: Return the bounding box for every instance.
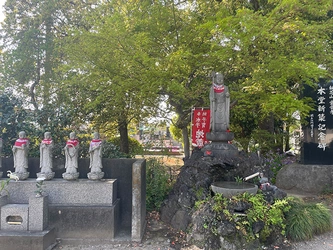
[285,199,332,241]
[102,141,129,159]
[195,192,291,242]
[108,136,143,157]
[146,158,173,211]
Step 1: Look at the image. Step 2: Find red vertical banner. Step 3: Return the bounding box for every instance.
[191,108,210,148]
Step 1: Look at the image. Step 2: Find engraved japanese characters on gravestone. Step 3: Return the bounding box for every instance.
[12,131,30,180]
[301,79,333,164]
[37,132,55,180]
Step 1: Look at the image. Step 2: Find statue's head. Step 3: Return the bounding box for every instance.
[93,132,100,139]
[69,132,76,140]
[44,132,51,139]
[19,131,26,138]
[215,72,224,85]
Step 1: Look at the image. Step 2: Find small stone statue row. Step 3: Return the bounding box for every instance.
[5,131,104,181]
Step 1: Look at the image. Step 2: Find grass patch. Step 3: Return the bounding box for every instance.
[285,199,332,241]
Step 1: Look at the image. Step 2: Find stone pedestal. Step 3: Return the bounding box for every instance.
[202,131,238,159]
[206,131,234,142]
[62,172,79,180]
[1,204,29,231]
[13,172,29,180]
[0,229,56,250]
[37,172,55,181]
[0,194,55,249]
[29,196,48,231]
[1,196,49,232]
[87,171,104,180]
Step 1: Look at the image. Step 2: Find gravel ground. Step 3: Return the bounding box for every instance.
[291,231,333,250]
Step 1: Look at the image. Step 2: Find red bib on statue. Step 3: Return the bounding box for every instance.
[14,138,29,147]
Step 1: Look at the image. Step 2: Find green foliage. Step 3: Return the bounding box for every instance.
[229,193,291,241]
[0,93,39,157]
[146,158,173,212]
[169,122,183,144]
[211,193,228,213]
[234,176,243,183]
[2,0,333,159]
[0,178,10,197]
[321,185,333,195]
[107,136,143,158]
[264,151,295,184]
[101,141,129,159]
[262,151,289,184]
[249,129,284,154]
[199,192,292,242]
[286,199,332,242]
[35,179,45,197]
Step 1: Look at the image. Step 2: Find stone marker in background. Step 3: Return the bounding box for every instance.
[301,79,333,164]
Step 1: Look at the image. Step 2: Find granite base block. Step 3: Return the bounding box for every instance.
[49,198,120,240]
[3,179,117,205]
[0,227,56,250]
[29,196,48,231]
[1,204,29,231]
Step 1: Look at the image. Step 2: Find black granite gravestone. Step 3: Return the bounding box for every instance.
[301,79,333,164]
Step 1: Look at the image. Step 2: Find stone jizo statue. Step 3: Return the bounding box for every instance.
[12,131,30,180]
[210,72,230,132]
[62,132,80,180]
[88,132,104,180]
[37,132,55,180]
[203,72,238,158]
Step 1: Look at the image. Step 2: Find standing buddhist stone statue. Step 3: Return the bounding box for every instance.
[37,132,55,180]
[210,72,230,132]
[203,72,239,158]
[62,132,80,180]
[12,131,30,180]
[88,132,104,180]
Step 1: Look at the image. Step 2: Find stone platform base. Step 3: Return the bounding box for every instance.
[49,199,120,240]
[206,131,234,141]
[0,228,56,250]
[202,142,239,159]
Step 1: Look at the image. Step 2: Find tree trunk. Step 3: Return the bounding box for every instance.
[118,118,129,154]
[284,123,290,152]
[182,127,190,160]
[259,113,274,134]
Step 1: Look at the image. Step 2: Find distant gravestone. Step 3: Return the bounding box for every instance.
[301,79,333,164]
